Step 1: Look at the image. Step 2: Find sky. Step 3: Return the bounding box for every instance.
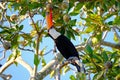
[0,3,117,80]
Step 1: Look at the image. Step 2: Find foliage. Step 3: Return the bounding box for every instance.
[0,0,120,80]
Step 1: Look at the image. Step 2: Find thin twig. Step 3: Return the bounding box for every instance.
[43,49,53,55]
[102,31,108,40]
[0,50,6,61]
[18,47,34,52]
[29,10,39,34]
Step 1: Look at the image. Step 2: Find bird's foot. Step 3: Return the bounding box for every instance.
[67,57,78,63]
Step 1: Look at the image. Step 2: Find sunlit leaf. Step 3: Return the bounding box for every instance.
[63,66,70,73]
[113,16,120,25]
[85,26,94,33]
[114,33,119,42]
[92,37,98,44]
[30,30,37,37]
[70,75,76,80]
[7,54,14,61]
[116,74,120,80]
[50,70,55,78]
[39,47,46,56]
[41,58,46,67]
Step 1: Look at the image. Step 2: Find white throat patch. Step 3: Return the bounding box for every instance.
[49,28,61,39]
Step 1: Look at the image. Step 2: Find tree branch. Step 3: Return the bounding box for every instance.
[35,59,58,80]
[15,57,33,76]
[101,40,120,49]
[35,53,63,80]
[0,74,12,80]
[0,2,6,10]
[0,58,14,73]
[0,56,33,77]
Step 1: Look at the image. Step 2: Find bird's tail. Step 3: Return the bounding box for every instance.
[74,63,81,72]
[68,57,85,72]
[72,59,85,73]
[75,59,85,73]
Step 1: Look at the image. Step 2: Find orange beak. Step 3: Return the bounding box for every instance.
[46,8,53,30]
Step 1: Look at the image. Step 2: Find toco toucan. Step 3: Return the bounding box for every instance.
[46,6,82,72]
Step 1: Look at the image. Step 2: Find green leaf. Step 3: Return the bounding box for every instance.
[28,2,43,9]
[39,47,46,56]
[93,71,104,80]
[19,25,24,30]
[82,58,90,63]
[63,66,70,73]
[34,54,40,67]
[69,19,76,26]
[41,58,46,67]
[70,75,76,80]
[14,62,18,66]
[92,37,99,44]
[15,49,21,59]
[7,54,14,61]
[76,73,86,80]
[70,3,83,16]
[108,21,113,25]
[21,33,32,41]
[85,45,93,57]
[20,7,28,15]
[92,54,102,62]
[110,52,117,60]
[85,26,94,33]
[66,30,75,40]
[114,33,119,42]
[103,4,107,12]
[113,16,120,25]
[102,51,108,62]
[50,70,55,78]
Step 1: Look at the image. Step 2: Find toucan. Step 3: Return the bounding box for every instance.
[46,6,82,72]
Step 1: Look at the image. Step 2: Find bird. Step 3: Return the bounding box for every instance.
[46,5,82,72]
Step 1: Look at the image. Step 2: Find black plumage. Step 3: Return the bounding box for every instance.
[54,35,81,72]
[46,6,81,72]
